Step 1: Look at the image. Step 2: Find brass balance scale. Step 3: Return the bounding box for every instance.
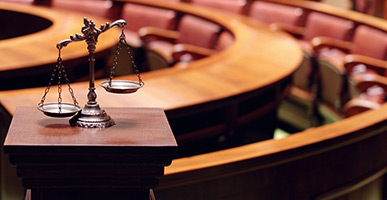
[37,18,144,128]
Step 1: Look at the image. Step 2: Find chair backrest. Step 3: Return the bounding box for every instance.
[356,0,377,15]
[177,15,221,49]
[248,1,304,26]
[215,31,234,51]
[303,12,354,41]
[319,60,346,111]
[51,0,113,19]
[121,3,177,32]
[190,0,246,14]
[351,25,387,60]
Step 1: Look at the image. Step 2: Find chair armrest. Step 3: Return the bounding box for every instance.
[344,98,381,117]
[138,26,180,43]
[311,36,352,53]
[172,44,216,62]
[269,23,305,38]
[344,54,387,75]
[351,73,387,93]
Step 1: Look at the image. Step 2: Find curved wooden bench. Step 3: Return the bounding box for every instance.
[0,0,302,146]
[0,2,119,90]
[157,103,387,199]
[0,2,302,197]
[3,0,386,199]
[153,1,387,199]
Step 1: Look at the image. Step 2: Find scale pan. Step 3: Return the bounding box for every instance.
[100,80,143,94]
[38,102,82,118]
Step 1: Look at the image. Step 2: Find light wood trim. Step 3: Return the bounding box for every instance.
[172,43,216,62]
[138,26,180,43]
[270,22,306,38]
[351,73,387,93]
[343,98,381,117]
[162,104,387,182]
[311,36,352,53]
[345,54,387,75]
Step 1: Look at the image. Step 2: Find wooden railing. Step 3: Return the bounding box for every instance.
[0,0,386,199]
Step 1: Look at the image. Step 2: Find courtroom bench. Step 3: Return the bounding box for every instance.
[1,0,386,199]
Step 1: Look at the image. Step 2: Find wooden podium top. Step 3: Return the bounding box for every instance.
[5,107,176,146]
[4,107,177,154]
[3,107,177,194]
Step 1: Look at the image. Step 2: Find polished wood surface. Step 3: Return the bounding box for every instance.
[0,1,302,198]
[0,2,119,89]
[157,103,387,198]
[4,107,177,200]
[154,1,387,199]
[0,2,302,118]
[0,2,302,153]
[0,3,120,198]
[4,107,177,148]
[0,2,117,71]
[3,0,386,199]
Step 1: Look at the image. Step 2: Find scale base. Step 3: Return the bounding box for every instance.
[69,103,115,128]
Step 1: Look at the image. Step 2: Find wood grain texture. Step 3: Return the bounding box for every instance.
[0,2,119,89]
[152,1,387,199]
[10,0,387,199]
[4,107,177,148]
[0,3,302,114]
[0,2,118,71]
[4,107,177,200]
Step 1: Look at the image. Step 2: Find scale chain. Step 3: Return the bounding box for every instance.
[57,57,63,113]
[108,27,144,86]
[39,66,58,106]
[38,49,79,112]
[60,60,79,105]
[108,37,122,87]
[123,39,144,86]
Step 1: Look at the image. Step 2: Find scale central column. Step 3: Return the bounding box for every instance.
[69,24,115,128]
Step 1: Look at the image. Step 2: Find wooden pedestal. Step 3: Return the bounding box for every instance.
[3,107,177,200]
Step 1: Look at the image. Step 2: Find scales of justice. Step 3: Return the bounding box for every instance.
[37,18,144,128]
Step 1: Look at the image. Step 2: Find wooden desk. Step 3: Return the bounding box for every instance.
[0,2,119,89]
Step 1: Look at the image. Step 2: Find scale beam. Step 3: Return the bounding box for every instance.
[38,18,143,128]
[56,18,127,50]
